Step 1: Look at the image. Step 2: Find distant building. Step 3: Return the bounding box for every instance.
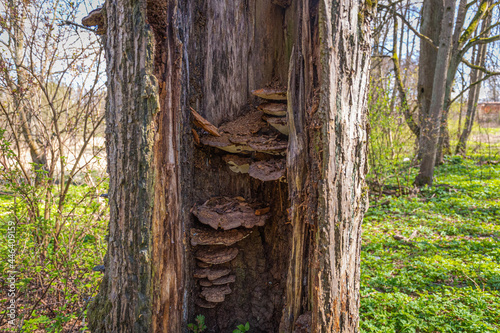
[477,102,500,124]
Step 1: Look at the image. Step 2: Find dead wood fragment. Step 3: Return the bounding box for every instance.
[192,129,200,145]
[193,197,269,230]
[190,228,252,246]
[252,88,287,101]
[249,159,286,182]
[190,107,221,137]
[255,207,270,216]
[194,246,239,264]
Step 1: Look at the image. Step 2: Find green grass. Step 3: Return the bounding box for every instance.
[361,155,500,332]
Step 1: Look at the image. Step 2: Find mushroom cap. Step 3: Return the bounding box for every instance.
[193,266,232,280]
[248,158,286,182]
[193,197,269,230]
[258,103,287,116]
[252,88,287,101]
[200,285,232,303]
[223,155,251,174]
[194,246,239,264]
[211,274,236,285]
[190,228,252,246]
[265,116,289,135]
[198,279,213,287]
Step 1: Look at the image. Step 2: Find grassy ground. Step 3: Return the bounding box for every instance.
[360,154,500,332]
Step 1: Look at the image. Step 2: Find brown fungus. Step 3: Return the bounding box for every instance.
[190,228,252,246]
[194,246,239,265]
[258,103,287,116]
[200,285,232,303]
[248,158,286,182]
[193,197,269,230]
[252,88,287,101]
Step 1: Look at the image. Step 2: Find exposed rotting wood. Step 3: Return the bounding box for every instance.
[258,102,287,116]
[252,87,288,100]
[190,228,252,246]
[200,110,288,155]
[193,197,269,230]
[194,246,239,265]
[264,116,289,135]
[200,285,232,303]
[249,158,286,182]
[190,107,221,137]
[193,267,232,280]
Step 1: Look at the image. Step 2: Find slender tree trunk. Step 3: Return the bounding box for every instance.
[417,0,443,159]
[456,11,491,155]
[88,0,373,332]
[415,0,456,186]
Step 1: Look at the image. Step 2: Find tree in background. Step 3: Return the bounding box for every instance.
[0,0,107,330]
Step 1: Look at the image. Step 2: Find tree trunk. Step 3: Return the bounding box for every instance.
[456,10,492,155]
[415,0,456,187]
[416,0,443,159]
[88,0,373,332]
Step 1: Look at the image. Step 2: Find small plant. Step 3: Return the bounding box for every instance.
[233,322,250,333]
[188,315,207,333]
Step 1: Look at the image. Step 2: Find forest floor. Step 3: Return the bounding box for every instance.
[361,151,500,332]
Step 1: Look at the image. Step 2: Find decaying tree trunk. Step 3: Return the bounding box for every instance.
[88,0,373,332]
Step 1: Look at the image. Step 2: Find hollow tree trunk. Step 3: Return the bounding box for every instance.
[88,0,373,332]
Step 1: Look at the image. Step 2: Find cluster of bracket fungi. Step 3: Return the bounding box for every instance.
[191,87,288,308]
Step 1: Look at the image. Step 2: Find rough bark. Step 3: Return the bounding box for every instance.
[88,0,372,332]
[416,0,443,158]
[415,0,456,186]
[456,10,492,155]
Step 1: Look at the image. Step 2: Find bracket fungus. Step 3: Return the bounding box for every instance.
[248,158,286,182]
[223,155,251,174]
[194,246,239,264]
[211,274,236,285]
[190,228,252,246]
[193,266,232,280]
[258,103,287,116]
[82,8,105,35]
[252,88,287,101]
[199,110,287,156]
[193,197,269,230]
[200,285,232,303]
[264,116,289,136]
